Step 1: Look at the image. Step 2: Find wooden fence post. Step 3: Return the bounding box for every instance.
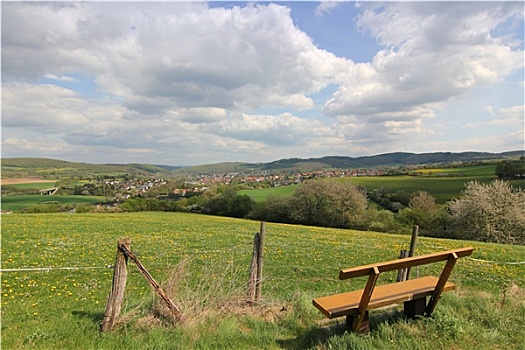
[406,225,419,279]
[247,222,266,303]
[255,222,266,302]
[396,250,409,282]
[247,232,259,302]
[101,237,130,332]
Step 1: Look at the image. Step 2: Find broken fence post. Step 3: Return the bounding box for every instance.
[101,237,130,332]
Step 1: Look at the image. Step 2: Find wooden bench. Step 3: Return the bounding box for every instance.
[313,247,474,333]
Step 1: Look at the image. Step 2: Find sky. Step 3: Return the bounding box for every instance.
[1,1,524,166]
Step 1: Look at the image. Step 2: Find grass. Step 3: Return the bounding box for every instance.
[0,195,105,211]
[239,165,524,204]
[415,165,495,176]
[238,185,298,202]
[1,212,524,349]
[1,182,58,190]
[342,175,496,203]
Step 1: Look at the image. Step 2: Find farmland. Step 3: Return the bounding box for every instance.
[1,178,57,186]
[1,195,105,212]
[238,185,298,202]
[239,164,525,204]
[1,212,524,349]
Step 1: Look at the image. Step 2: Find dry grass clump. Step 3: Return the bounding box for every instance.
[139,257,288,329]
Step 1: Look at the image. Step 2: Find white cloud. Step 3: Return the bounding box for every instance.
[1,2,523,165]
[315,2,341,17]
[462,104,524,129]
[3,2,347,112]
[325,2,524,146]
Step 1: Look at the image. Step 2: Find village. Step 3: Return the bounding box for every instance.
[92,167,387,199]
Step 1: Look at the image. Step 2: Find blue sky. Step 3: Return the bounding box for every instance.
[2,1,524,166]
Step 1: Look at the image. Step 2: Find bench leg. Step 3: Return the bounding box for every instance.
[404,297,427,318]
[346,311,369,334]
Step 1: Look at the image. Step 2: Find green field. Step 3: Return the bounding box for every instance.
[1,195,105,211]
[342,175,496,203]
[414,165,495,176]
[238,185,298,202]
[240,165,524,204]
[1,212,524,349]
[2,182,58,190]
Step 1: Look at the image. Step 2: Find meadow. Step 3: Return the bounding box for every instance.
[239,165,525,204]
[1,212,524,349]
[238,185,298,202]
[0,195,105,212]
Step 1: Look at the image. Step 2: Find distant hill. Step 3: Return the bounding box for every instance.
[1,158,180,179]
[176,150,524,174]
[268,151,524,170]
[2,151,523,178]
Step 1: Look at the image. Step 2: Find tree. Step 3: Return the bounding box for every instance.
[409,191,437,212]
[202,188,255,218]
[288,179,369,229]
[496,160,525,179]
[397,191,438,229]
[249,195,293,223]
[448,180,525,244]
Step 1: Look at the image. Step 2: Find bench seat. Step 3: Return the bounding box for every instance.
[313,275,455,319]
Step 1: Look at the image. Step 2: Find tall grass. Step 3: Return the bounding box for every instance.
[1,212,524,349]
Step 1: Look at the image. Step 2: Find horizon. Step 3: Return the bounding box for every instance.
[2,2,524,166]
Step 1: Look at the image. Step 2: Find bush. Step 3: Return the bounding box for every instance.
[448,180,525,244]
[202,189,255,218]
[248,195,293,223]
[287,179,369,230]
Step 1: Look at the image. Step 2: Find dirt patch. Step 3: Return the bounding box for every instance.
[1,178,57,185]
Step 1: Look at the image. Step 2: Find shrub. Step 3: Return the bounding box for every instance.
[287,179,369,230]
[448,180,525,244]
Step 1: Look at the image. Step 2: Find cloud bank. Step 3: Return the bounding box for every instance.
[2,2,523,165]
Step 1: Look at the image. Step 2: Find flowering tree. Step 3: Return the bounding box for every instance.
[448,180,525,244]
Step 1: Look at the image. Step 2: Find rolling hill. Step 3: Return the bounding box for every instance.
[175,150,523,174]
[2,150,522,179]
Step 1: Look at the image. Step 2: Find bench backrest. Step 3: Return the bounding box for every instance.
[339,247,474,280]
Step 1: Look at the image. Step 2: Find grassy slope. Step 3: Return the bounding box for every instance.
[238,185,298,202]
[1,212,524,349]
[239,174,494,204]
[0,195,105,211]
[240,165,525,204]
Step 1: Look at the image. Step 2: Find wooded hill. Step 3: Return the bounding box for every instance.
[160,150,524,175]
[2,150,523,179]
[1,158,182,179]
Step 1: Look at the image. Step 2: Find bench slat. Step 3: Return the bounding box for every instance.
[339,247,473,280]
[313,276,454,319]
